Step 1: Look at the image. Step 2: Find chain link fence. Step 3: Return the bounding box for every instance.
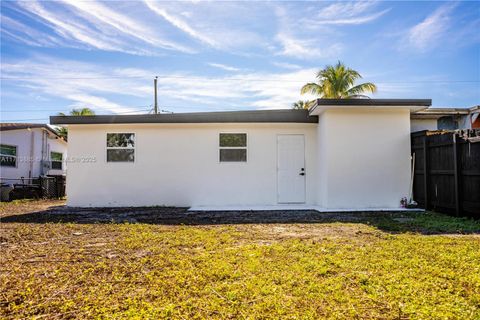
[0,175,65,201]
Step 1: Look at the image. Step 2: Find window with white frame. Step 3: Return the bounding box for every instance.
[106,133,135,162]
[219,133,247,162]
[0,144,17,167]
[50,152,63,170]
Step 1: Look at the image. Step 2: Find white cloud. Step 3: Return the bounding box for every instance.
[272,4,343,60]
[272,62,303,70]
[67,94,136,113]
[311,1,389,25]
[63,0,191,52]
[2,0,271,56]
[7,0,194,55]
[2,55,321,112]
[1,56,153,113]
[318,1,377,19]
[317,9,390,25]
[243,69,318,109]
[18,1,121,51]
[407,3,456,51]
[207,63,241,72]
[0,15,63,47]
[275,32,343,59]
[144,0,218,48]
[147,68,320,110]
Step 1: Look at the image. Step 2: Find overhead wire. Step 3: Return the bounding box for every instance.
[0,75,478,83]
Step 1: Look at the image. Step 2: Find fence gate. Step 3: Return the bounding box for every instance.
[39,175,66,199]
[411,129,480,218]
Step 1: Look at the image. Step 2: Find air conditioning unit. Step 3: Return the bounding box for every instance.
[42,160,51,170]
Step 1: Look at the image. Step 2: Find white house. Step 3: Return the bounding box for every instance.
[51,99,431,210]
[410,106,480,132]
[0,123,67,183]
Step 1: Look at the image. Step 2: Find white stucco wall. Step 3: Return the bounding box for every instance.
[317,108,411,209]
[66,123,317,207]
[0,128,67,181]
[410,119,437,132]
[46,132,68,176]
[410,115,473,132]
[1,129,34,180]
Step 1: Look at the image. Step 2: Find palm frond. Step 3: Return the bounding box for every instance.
[301,61,377,99]
[292,100,311,110]
[347,83,377,96]
[301,83,323,96]
[347,94,370,99]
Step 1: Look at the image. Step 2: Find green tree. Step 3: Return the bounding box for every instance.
[55,127,68,140]
[56,108,95,139]
[292,100,311,110]
[301,61,377,99]
[58,107,95,116]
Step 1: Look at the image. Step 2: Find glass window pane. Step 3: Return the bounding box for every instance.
[437,116,458,130]
[107,133,135,148]
[220,133,247,147]
[107,149,135,162]
[51,161,62,170]
[0,155,16,167]
[0,144,17,156]
[51,152,63,161]
[220,149,247,162]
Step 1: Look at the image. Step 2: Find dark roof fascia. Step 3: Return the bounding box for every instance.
[0,123,65,141]
[0,123,46,131]
[410,107,471,119]
[50,109,319,125]
[469,105,480,112]
[313,99,432,106]
[412,108,470,115]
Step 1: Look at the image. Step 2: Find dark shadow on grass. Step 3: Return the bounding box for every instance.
[1,205,479,235]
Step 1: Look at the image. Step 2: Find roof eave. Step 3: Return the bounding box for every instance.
[308,99,432,115]
[50,109,319,125]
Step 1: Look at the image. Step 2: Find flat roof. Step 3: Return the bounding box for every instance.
[0,122,65,141]
[411,107,470,119]
[309,98,432,115]
[50,109,319,125]
[0,123,48,131]
[312,98,432,106]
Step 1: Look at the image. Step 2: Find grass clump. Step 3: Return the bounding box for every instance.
[373,211,480,234]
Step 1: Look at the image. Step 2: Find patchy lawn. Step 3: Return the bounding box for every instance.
[1,200,479,319]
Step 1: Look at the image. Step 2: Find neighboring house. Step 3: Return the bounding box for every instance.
[0,123,67,182]
[410,106,480,132]
[51,99,431,210]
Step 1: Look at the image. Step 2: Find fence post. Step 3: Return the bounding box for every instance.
[452,133,461,216]
[422,134,429,210]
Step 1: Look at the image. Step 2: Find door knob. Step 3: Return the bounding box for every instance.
[299,172,305,176]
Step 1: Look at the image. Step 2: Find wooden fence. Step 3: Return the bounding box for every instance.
[411,129,480,218]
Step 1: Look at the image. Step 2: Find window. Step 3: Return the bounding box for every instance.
[438,116,458,130]
[50,152,63,170]
[219,133,247,162]
[0,144,17,167]
[106,133,135,162]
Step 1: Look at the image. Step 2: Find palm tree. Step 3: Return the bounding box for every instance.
[292,100,311,110]
[56,108,95,139]
[55,126,68,140]
[301,61,377,99]
[58,107,95,116]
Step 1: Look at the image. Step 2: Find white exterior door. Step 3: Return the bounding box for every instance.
[277,134,306,203]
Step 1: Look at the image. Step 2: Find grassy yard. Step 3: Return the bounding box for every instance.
[1,200,479,319]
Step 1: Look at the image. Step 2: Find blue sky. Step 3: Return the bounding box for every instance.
[1,0,479,123]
